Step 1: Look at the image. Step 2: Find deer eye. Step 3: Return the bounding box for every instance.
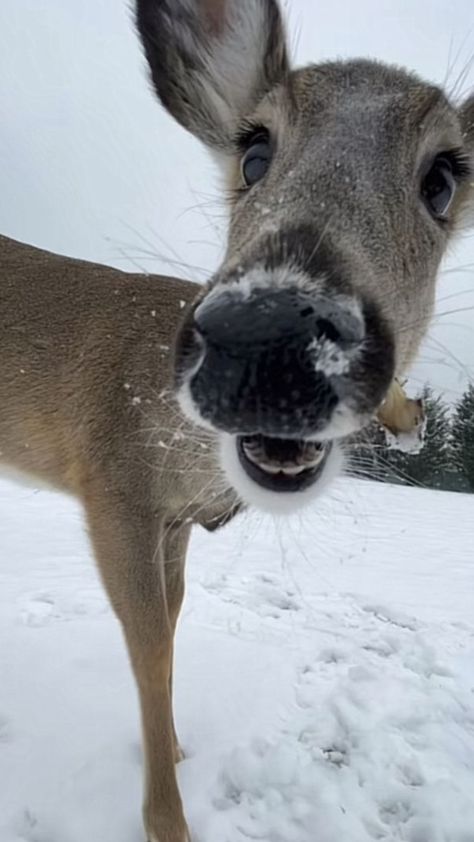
[421,155,456,219]
[241,133,272,187]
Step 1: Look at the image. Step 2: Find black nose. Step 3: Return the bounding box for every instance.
[186,286,364,438]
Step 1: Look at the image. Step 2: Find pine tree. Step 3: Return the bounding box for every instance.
[348,420,392,483]
[355,385,453,490]
[404,385,451,488]
[451,383,474,492]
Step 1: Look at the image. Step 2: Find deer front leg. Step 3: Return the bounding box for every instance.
[84,484,190,842]
[163,524,191,765]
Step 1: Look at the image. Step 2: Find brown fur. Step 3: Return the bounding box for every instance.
[377,380,425,435]
[0,234,238,842]
[2,0,474,839]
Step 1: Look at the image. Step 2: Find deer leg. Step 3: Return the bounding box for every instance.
[84,482,190,842]
[163,523,190,764]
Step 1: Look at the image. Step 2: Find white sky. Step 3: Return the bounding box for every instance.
[0,0,473,399]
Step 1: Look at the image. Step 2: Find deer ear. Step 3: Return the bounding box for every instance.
[460,94,474,150]
[458,94,474,220]
[136,0,289,150]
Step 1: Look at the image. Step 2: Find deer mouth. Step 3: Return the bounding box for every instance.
[237,434,332,492]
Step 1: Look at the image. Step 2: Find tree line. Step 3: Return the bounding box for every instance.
[352,383,474,493]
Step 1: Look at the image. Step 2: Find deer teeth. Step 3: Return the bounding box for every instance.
[242,440,327,474]
[242,445,281,472]
[278,464,308,476]
[248,460,309,476]
[259,463,284,475]
[300,448,326,468]
[301,442,324,461]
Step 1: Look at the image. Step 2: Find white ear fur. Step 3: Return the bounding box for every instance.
[460,94,474,148]
[136,0,289,149]
[458,94,474,227]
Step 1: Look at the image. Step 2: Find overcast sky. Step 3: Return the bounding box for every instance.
[1,0,473,399]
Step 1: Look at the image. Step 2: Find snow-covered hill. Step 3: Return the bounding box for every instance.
[0,477,473,841]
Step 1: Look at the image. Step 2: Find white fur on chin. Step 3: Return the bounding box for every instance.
[219,433,344,514]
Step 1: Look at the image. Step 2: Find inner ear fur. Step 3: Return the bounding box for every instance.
[136,0,290,150]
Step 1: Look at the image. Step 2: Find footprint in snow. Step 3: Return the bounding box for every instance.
[358,600,419,631]
[201,571,301,617]
[14,810,52,842]
[16,590,108,627]
[17,593,57,627]
[247,574,302,615]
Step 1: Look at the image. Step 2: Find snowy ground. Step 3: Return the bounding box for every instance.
[0,476,473,842]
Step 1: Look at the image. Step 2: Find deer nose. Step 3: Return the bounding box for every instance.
[188,287,365,438]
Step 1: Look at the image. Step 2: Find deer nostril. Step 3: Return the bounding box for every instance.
[178,284,372,437]
[315,317,342,344]
[174,320,207,386]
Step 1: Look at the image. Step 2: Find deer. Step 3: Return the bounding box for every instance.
[1,1,473,840]
[378,379,424,437]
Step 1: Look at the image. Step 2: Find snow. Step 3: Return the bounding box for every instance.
[384,422,426,455]
[309,337,352,377]
[1,476,473,841]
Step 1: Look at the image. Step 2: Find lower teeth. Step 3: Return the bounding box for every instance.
[278,464,308,476]
[242,443,326,474]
